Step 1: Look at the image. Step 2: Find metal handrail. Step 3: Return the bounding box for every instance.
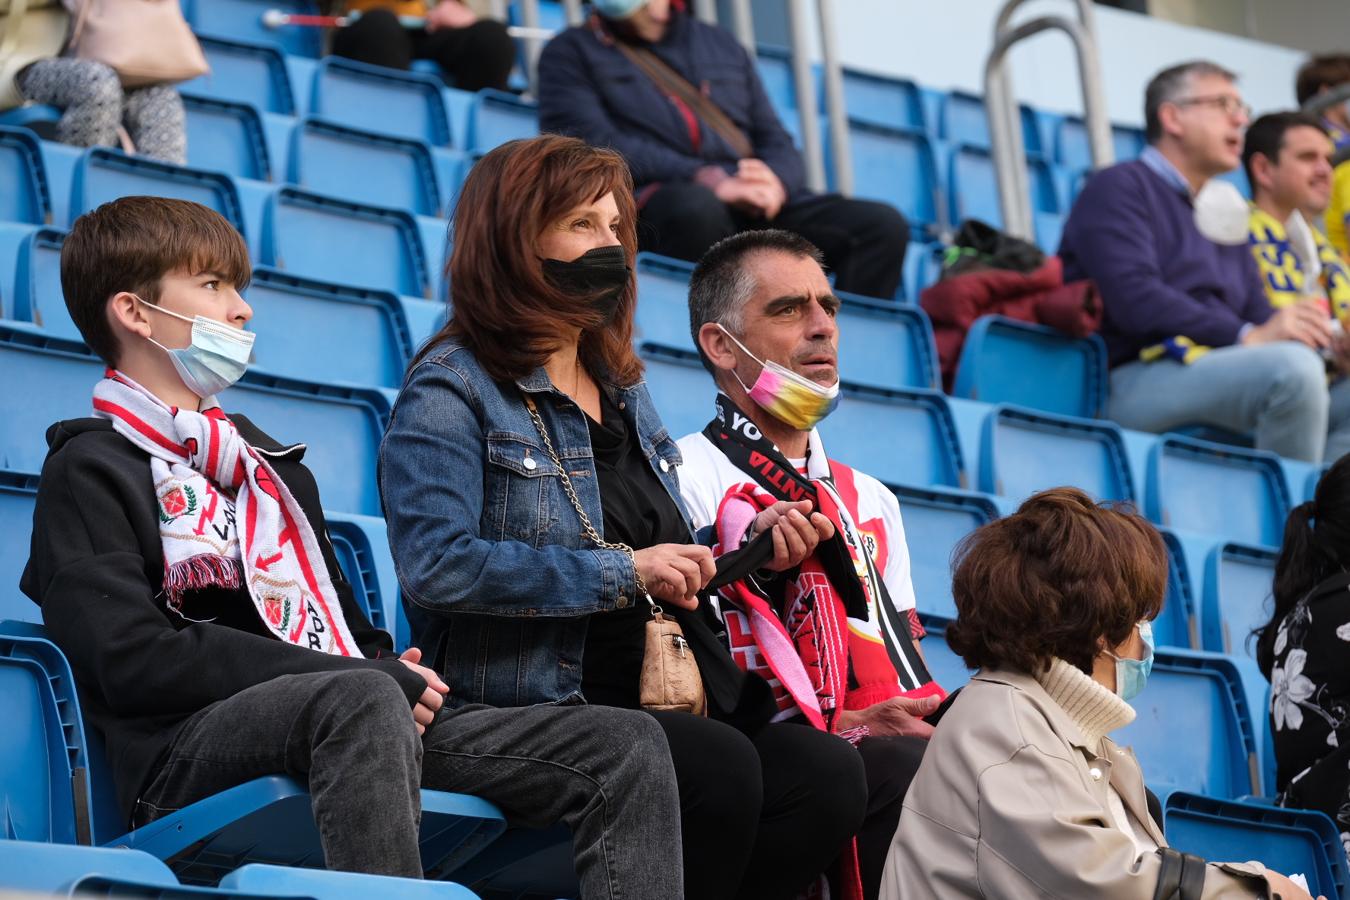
[519,0,543,98]
[787,0,826,191]
[693,0,718,26]
[728,0,756,55]
[561,0,584,27]
[816,0,852,195]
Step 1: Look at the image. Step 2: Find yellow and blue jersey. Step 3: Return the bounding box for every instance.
[1248,205,1350,327]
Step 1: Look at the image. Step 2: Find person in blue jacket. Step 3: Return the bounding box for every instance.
[537,0,910,302]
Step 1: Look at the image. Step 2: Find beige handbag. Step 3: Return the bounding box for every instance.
[0,0,70,111]
[523,395,707,715]
[64,0,208,88]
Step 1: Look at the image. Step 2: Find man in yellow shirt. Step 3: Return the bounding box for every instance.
[1295,55,1350,258]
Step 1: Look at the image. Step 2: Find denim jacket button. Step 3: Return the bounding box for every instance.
[659,458,670,473]
[616,594,630,609]
[618,401,627,410]
[523,456,537,471]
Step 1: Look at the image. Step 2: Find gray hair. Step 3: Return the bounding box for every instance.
[1144,60,1238,144]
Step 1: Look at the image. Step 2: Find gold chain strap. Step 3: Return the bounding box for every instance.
[523,394,657,612]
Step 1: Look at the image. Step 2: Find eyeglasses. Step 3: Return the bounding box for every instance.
[1173,94,1252,119]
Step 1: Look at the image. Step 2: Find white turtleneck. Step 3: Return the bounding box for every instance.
[1033,658,1158,858]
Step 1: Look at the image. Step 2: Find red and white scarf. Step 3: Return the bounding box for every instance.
[93,371,361,656]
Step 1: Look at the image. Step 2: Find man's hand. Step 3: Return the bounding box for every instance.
[751,499,835,572]
[736,159,787,219]
[425,0,477,31]
[399,647,450,735]
[836,694,941,738]
[632,543,716,610]
[1241,300,1334,350]
[713,176,783,219]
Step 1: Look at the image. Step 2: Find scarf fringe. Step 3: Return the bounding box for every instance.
[164,554,243,608]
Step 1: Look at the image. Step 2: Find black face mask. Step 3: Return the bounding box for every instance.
[542,245,631,326]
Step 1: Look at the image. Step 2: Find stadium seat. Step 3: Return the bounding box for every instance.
[904,241,941,304]
[182,35,297,116]
[915,614,973,692]
[820,385,966,490]
[1201,541,1278,658]
[637,343,718,440]
[70,148,246,232]
[1054,117,1146,170]
[939,92,1045,156]
[843,121,942,233]
[835,293,942,391]
[260,187,431,298]
[182,93,272,182]
[221,863,482,899]
[1306,465,1326,502]
[184,0,322,59]
[290,119,444,217]
[633,253,696,351]
[465,89,540,156]
[755,45,796,114]
[0,839,254,898]
[1165,793,1349,900]
[0,125,51,225]
[0,326,105,472]
[1116,649,1258,800]
[1033,210,1064,254]
[1145,434,1291,549]
[311,56,453,147]
[325,512,402,648]
[952,316,1108,419]
[947,143,1059,230]
[978,405,1134,502]
[11,227,75,341]
[1157,528,1200,649]
[892,485,998,620]
[0,470,39,626]
[840,69,926,132]
[246,267,414,390]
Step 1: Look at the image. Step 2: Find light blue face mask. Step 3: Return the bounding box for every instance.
[140,298,255,399]
[1108,620,1155,703]
[592,0,647,19]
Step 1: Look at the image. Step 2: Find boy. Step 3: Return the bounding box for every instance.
[20,196,683,897]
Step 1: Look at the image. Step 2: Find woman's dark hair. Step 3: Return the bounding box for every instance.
[411,135,643,385]
[1256,455,1350,676]
[947,487,1168,676]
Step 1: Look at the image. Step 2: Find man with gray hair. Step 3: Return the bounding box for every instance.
[1060,60,1350,464]
[675,229,943,899]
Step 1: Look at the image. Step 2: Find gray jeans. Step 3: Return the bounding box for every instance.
[134,669,681,899]
[1109,341,1350,464]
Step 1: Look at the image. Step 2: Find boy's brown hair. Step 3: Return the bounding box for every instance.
[61,196,251,366]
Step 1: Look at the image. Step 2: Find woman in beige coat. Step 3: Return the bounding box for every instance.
[880,488,1318,900]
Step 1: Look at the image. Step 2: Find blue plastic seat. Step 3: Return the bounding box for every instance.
[1145,434,1291,549]
[948,143,1058,229]
[465,89,539,155]
[71,148,245,232]
[1306,465,1326,502]
[311,56,453,147]
[0,125,51,225]
[260,187,431,298]
[636,344,718,440]
[12,227,75,341]
[325,512,402,649]
[892,485,998,620]
[181,93,271,182]
[914,614,973,692]
[221,863,482,898]
[0,470,40,626]
[1201,541,1277,658]
[634,253,696,351]
[182,35,296,115]
[291,118,443,217]
[1054,117,1146,170]
[0,326,105,472]
[245,267,414,390]
[1165,793,1349,900]
[835,293,941,391]
[953,316,1107,418]
[1116,649,1258,800]
[903,241,940,304]
[840,69,926,132]
[754,45,796,114]
[940,91,989,148]
[1157,528,1199,649]
[1034,210,1064,254]
[978,405,1134,502]
[844,121,941,233]
[0,839,251,898]
[184,0,322,59]
[820,385,965,490]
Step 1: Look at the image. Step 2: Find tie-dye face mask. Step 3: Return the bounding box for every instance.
[717,324,840,431]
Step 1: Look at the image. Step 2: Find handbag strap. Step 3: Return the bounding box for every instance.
[612,39,755,160]
[522,392,660,614]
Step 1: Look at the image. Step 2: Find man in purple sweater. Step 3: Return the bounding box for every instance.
[1060,60,1350,464]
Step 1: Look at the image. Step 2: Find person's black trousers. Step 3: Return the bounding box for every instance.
[331,8,515,93]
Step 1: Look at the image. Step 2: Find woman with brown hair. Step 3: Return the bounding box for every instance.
[879,488,1312,900]
[379,134,868,900]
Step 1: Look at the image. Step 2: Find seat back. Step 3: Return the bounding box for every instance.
[71,149,245,231]
[311,56,452,146]
[948,144,1058,229]
[466,89,540,155]
[846,122,941,231]
[1116,650,1257,800]
[979,405,1134,502]
[261,187,430,298]
[325,512,399,641]
[291,119,441,217]
[1146,434,1291,548]
[915,615,973,692]
[0,125,51,225]
[245,268,413,390]
[184,0,322,58]
[184,35,296,115]
[0,327,105,472]
[953,316,1107,419]
[835,294,941,391]
[182,93,271,182]
[633,253,696,352]
[819,386,965,490]
[841,69,925,132]
[892,485,998,620]
[637,345,717,441]
[0,471,41,626]
[754,46,795,113]
[1157,528,1199,649]
[12,228,75,342]
[940,91,989,148]
[1201,541,1278,658]
[1055,117,1146,170]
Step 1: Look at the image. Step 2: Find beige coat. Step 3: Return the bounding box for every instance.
[881,668,1272,899]
[0,0,68,110]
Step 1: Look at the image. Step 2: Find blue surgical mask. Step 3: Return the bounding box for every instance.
[1108,620,1154,703]
[139,298,255,399]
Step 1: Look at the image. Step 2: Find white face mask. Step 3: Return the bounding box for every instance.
[1193,178,1251,245]
[139,298,255,399]
[1285,210,1324,292]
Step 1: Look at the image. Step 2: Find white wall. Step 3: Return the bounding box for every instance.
[818,0,1307,126]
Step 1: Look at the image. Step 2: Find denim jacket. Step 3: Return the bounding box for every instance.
[378,337,692,708]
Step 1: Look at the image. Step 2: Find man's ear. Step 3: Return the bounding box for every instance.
[1250,152,1275,197]
[107,290,152,342]
[698,322,738,374]
[1158,100,1186,142]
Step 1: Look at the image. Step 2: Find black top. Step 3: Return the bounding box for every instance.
[580,390,690,707]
